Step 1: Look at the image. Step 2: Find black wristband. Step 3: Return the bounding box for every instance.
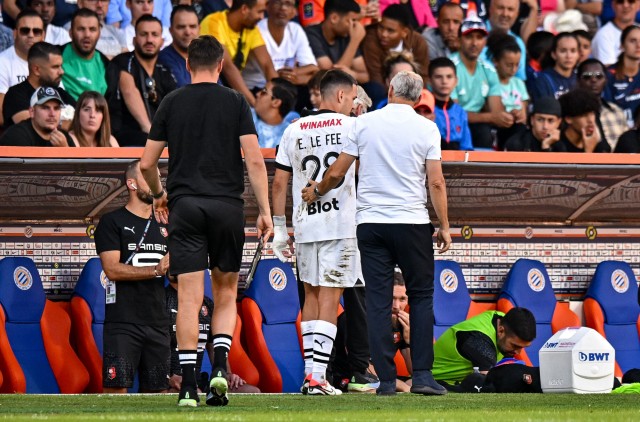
[152,189,165,199]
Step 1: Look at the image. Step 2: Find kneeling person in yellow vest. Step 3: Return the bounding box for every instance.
[432,308,536,391]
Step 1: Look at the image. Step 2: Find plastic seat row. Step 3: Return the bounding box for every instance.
[434,258,640,377]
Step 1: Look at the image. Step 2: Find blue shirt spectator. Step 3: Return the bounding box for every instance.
[0,23,13,52]
[158,44,189,87]
[106,0,171,28]
[434,99,473,150]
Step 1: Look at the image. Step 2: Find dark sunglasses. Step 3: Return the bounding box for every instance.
[580,72,605,81]
[18,27,44,36]
[144,77,158,103]
[233,31,244,69]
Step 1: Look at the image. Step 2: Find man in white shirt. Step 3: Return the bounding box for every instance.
[0,10,44,127]
[27,0,71,45]
[592,0,639,66]
[302,71,452,397]
[242,0,318,90]
[73,0,127,59]
[272,70,359,396]
[120,0,172,52]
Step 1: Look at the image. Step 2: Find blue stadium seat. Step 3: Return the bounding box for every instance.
[0,257,88,393]
[70,257,107,393]
[241,260,303,393]
[434,260,495,339]
[497,259,580,366]
[584,261,640,378]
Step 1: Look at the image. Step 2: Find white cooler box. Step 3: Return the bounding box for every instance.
[539,327,615,394]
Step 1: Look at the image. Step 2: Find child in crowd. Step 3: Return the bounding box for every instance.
[531,32,580,103]
[307,69,328,111]
[487,32,529,150]
[428,57,473,151]
[573,29,593,65]
[525,31,554,96]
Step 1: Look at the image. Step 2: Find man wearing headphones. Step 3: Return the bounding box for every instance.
[94,160,171,393]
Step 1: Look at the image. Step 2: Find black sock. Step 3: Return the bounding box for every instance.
[212,334,232,373]
[179,349,198,388]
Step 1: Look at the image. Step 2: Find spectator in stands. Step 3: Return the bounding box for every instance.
[0,86,74,146]
[74,0,127,59]
[199,0,232,19]
[362,4,429,106]
[243,0,318,92]
[307,69,328,110]
[297,0,379,28]
[0,10,44,127]
[614,106,640,152]
[378,0,436,31]
[573,29,592,65]
[451,16,507,149]
[564,0,603,35]
[531,32,579,103]
[27,0,71,45]
[94,160,170,394]
[61,8,109,100]
[107,15,177,146]
[252,77,298,148]
[578,59,629,150]
[558,88,612,152]
[592,0,639,66]
[432,308,536,391]
[413,88,435,121]
[504,96,563,151]
[525,31,554,96]
[390,272,412,392]
[2,42,75,130]
[305,0,369,85]
[429,57,472,151]
[375,50,418,109]
[605,25,640,128]
[200,0,278,106]
[69,90,119,146]
[481,0,532,81]
[165,278,260,394]
[422,2,463,61]
[106,0,172,28]
[121,0,172,52]
[158,5,199,88]
[487,32,529,150]
[0,4,13,52]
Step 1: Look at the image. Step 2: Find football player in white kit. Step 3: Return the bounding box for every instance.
[272,70,359,396]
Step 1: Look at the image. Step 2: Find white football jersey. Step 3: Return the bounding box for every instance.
[275,112,357,243]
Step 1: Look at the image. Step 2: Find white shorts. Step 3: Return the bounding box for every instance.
[297,238,363,288]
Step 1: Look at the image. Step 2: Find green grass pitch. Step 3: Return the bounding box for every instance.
[0,393,638,421]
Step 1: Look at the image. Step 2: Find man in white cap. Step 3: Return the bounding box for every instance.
[0,86,73,146]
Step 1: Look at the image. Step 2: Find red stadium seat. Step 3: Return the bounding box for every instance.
[229,314,260,387]
[241,260,304,393]
[0,257,89,393]
[69,258,107,393]
[497,259,580,367]
[583,261,640,379]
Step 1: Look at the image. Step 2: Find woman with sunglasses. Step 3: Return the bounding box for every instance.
[578,58,628,150]
[605,24,640,128]
[69,91,119,147]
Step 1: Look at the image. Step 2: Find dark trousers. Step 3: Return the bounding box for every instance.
[333,286,370,379]
[357,223,435,383]
[468,123,494,149]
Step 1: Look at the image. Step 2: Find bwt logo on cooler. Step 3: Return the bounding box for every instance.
[544,342,558,349]
[578,352,610,362]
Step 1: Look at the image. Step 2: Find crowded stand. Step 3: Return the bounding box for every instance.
[1,0,640,151]
[1,0,640,402]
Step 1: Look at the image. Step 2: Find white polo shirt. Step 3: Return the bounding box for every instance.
[0,47,28,94]
[592,21,622,66]
[242,18,317,89]
[342,103,442,225]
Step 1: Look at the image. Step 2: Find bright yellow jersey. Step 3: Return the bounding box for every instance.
[200,10,265,70]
